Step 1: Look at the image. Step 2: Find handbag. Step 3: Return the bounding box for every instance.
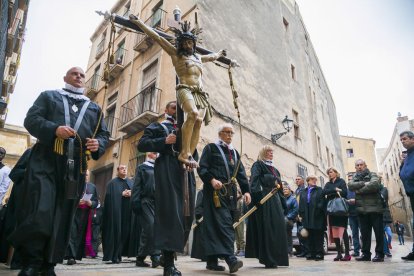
[327,192,349,216]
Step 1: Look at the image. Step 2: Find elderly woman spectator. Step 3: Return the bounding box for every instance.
[283,182,298,256]
[245,145,288,268]
[323,167,351,261]
[298,175,326,261]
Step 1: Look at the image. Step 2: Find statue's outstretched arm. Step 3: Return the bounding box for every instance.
[129,14,176,56]
[201,49,226,63]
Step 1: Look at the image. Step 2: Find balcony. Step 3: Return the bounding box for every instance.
[95,39,106,59]
[104,47,127,82]
[119,85,161,135]
[85,74,101,99]
[133,8,167,53]
[9,62,17,76]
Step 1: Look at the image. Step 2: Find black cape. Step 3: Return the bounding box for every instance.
[0,148,31,264]
[198,143,250,256]
[138,121,195,253]
[66,182,99,260]
[190,189,205,261]
[131,162,157,257]
[102,177,137,262]
[245,161,289,267]
[9,90,109,264]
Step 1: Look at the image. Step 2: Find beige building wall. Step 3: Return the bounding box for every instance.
[340,135,378,176]
[85,0,344,199]
[0,123,35,168]
[378,115,414,237]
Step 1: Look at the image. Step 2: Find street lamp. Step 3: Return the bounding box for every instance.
[271,115,294,143]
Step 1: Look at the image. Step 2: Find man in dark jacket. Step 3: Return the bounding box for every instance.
[399,130,414,261]
[348,159,384,262]
[283,183,298,256]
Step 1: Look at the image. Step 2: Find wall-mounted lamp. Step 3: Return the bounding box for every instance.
[271,115,294,143]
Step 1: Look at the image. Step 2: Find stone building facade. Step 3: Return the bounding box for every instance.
[84,0,344,201]
[0,0,30,128]
[377,115,414,237]
[0,123,35,168]
[340,135,378,177]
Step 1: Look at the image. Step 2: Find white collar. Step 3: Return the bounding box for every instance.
[65,83,85,94]
[215,139,234,150]
[58,89,89,101]
[262,160,273,167]
[143,160,155,168]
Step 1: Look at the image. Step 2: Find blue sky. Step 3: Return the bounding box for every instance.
[6,0,414,148]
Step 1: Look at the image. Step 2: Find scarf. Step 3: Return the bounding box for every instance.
[215,139,234,150]
[353,168,370,181]
[143,160,155,167]
[262,160,273,167]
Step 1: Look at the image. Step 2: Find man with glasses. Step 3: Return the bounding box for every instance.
[198,123,251,273]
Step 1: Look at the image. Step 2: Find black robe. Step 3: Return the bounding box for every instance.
[138,121,195,253]
[0,148,31,264]
[190,190,205,261]
[102,177,137,262]
[9,90,109,264]
[245,161,289,267]
[131,162,157,257]
[198,143,250,257]
[298,186,326,230]
[66,182,99,260]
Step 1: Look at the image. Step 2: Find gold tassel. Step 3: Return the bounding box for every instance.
[213,190,221,208]
[85,149,91,161]
[54,138,64,155]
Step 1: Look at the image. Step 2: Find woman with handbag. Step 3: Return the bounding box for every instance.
[323,167,351,261]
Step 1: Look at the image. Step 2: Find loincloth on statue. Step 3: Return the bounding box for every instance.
[176,84,213,126]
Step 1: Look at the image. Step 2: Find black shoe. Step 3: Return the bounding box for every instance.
[136,259,150,267]
[334,253,343,261]
[355,254,371,261]
[372,255,384,262]
[39,267,57,276]
[163,266,182,276]
[314,255,324,261]
[206,264,226,271]
[306,255,315,260]
[385,253,392,258]
[18,267,39,276]
[296,252,307,257]
[401,252,414,261]
[159,255,165,267]
[265,263,278,268]
[67,258,76,265]
[151,256,161,268]
[228,259,243,273]
[351,252,360,257]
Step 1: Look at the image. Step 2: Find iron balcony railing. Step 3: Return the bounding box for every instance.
[119,84,161,127]
[135,8,167,48]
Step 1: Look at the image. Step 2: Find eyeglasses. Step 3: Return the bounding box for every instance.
[220,131,235,135]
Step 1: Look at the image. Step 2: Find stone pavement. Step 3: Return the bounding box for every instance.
[1,241,413,275]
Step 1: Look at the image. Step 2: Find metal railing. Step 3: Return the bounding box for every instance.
[119,84,161,127]
[134,8,167,48]
[85,74,101,91]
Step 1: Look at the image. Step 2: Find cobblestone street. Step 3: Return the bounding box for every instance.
[1,239,413,275]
